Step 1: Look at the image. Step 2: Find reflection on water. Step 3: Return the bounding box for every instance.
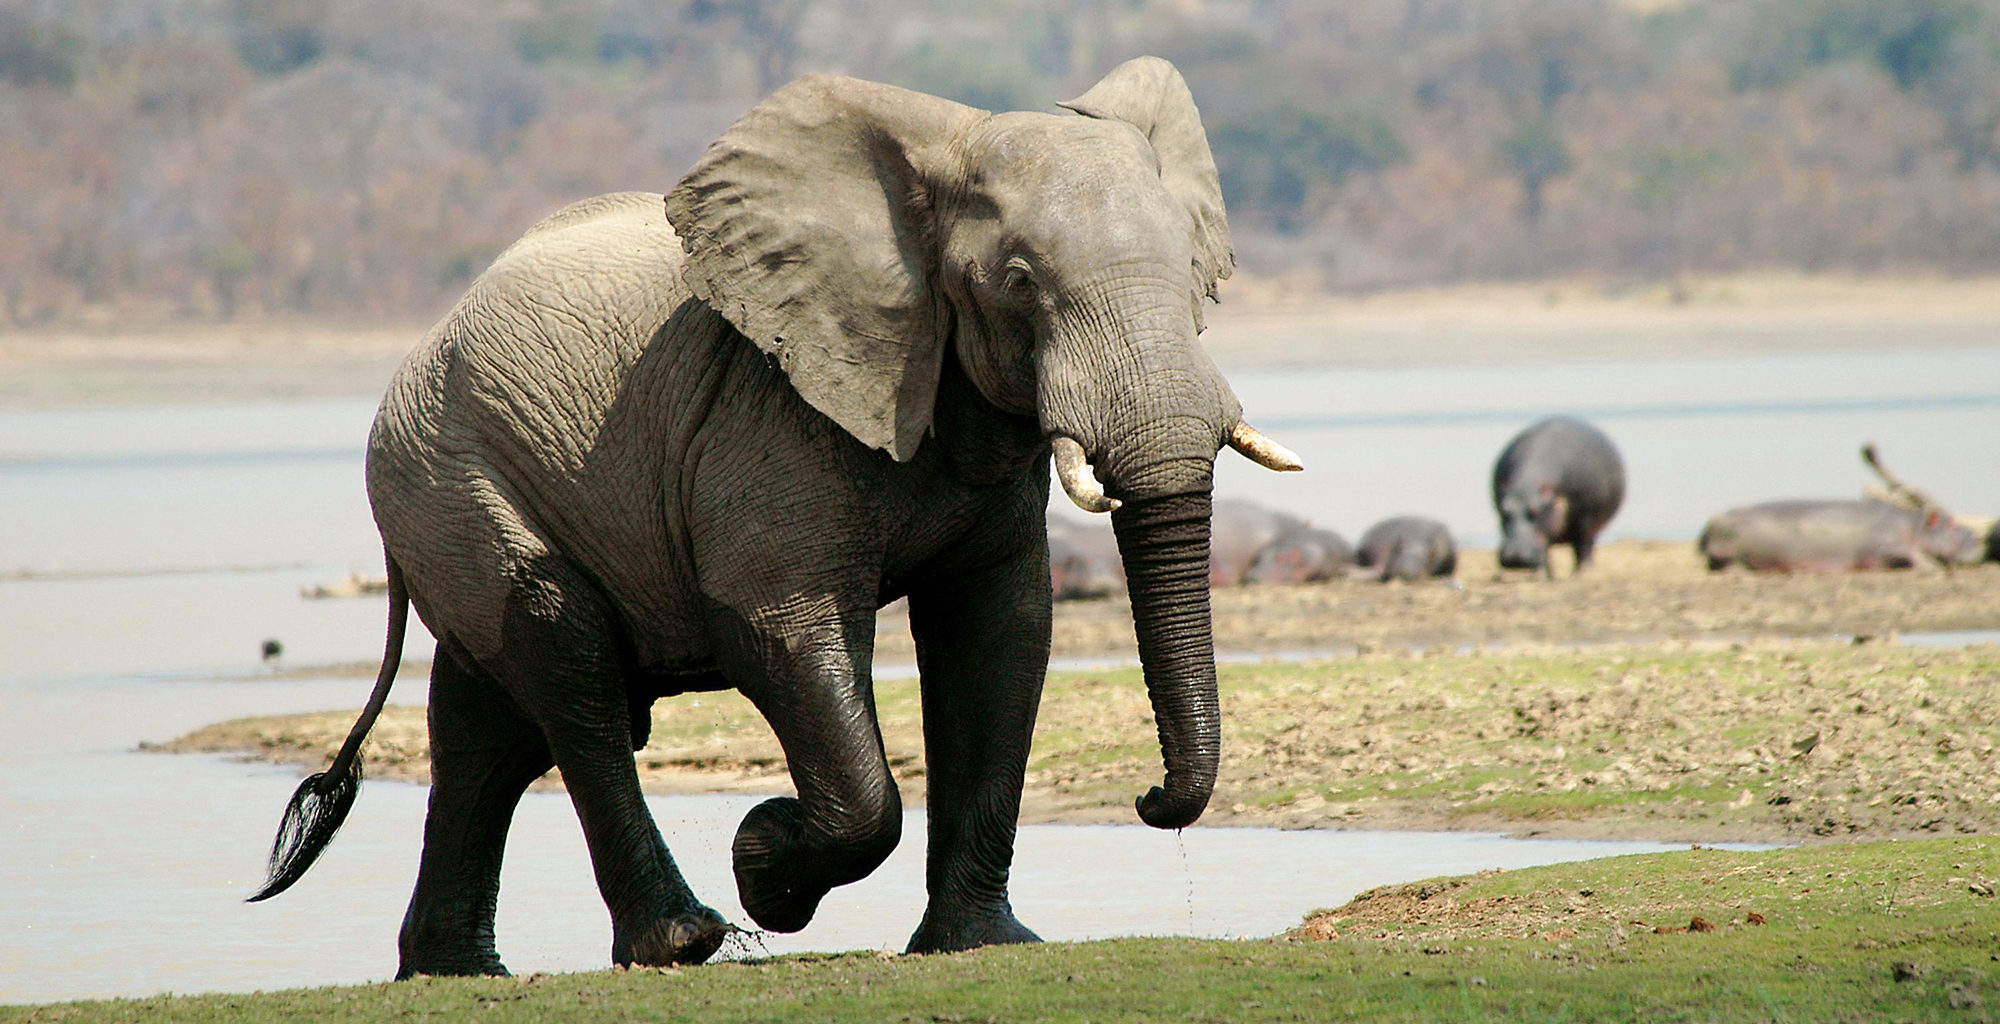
[4,347,1988,1003]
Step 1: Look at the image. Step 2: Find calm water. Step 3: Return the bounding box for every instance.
[0,673,1751,1004]
[1210,346,2000,548]
[5,346,1991,1003]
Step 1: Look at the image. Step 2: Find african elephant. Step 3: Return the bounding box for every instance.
[248,58,1300,979]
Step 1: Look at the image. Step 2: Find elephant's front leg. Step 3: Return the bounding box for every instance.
[903,546,1051,953]
[712,601,903,933]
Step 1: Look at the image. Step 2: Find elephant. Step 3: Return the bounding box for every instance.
[247,57,1301,979]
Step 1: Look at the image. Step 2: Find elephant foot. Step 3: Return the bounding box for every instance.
[397,905,510,980]
[613,905,732,967]
[396,952,510,980]
[730,797,827,933]
[905,906,1041,955]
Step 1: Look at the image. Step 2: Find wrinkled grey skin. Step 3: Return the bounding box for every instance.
[1209,498,1307,586]
[1354,516,1457,581]
[1047,513,1124,600]
[1245,522,1353,584]
[261,60,1264,978]
[1699,499,1985,572]
[1492,416,1625,576]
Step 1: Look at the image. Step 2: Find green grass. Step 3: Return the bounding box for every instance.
[11,838,1996,1023]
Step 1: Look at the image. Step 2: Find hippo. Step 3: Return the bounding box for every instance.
[1353,516,1456,581]
[1046,513,1124,600]
[1698,499,1986,572]
[1209,498,1310,586]
[1492,416,1626,576]
[1245,523,1354,584]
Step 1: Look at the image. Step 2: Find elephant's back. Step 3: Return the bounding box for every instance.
[385,191,694,460]
[499,191,673,259]
[367,192,718,660]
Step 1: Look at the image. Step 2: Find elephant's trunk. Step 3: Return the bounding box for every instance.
[1110,487,1218,830]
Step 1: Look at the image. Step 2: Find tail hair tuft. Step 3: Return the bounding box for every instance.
[246,760,362,902]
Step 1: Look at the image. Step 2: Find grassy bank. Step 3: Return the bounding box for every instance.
[10,837,1994,1023]
[169,640,2000,842]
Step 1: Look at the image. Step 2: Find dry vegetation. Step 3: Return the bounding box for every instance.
[7,0,2000,326]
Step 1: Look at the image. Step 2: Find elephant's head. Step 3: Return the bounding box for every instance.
[666,57,1299,829]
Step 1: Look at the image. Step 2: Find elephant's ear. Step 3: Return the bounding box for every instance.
[1059,57,1235,310]
[666,75,985,461]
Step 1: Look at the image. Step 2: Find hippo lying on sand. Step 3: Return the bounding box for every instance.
[1698,499,1986,572]
[1245,523,1353,584]
[1354,516,1456,581]
[1210,499,1353,586]
[1047,514,1124,600]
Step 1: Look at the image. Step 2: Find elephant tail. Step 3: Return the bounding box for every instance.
[248,556,411,902]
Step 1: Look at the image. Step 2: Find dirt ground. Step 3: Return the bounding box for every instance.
[166,540,2000,844]
[913,540,2000,664]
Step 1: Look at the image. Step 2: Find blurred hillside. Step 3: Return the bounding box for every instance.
[4,0,1998,327]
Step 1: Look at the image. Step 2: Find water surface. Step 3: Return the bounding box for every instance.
[0,672,1757,1004]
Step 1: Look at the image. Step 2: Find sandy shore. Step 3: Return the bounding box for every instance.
[7,274,1998,408]
[164,540,2000,842]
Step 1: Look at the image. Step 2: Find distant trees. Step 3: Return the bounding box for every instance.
[1210,106,1405,232]
[4,0,2000,326]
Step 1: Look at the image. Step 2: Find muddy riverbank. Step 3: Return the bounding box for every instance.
[166,540,2000,843]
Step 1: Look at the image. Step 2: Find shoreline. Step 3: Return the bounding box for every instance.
[163,541,2000,847]
[6,273,1998,408]
[170,632,2000,848]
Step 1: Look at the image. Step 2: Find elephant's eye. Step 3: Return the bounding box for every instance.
[1000,263,1036,301]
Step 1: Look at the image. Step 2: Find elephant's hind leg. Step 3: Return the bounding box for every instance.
[398,644,553,979]
[489,566,730,968]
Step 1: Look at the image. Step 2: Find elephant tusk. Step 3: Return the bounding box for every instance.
[1227,421,1304,472]
[1051,436,1121,513]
